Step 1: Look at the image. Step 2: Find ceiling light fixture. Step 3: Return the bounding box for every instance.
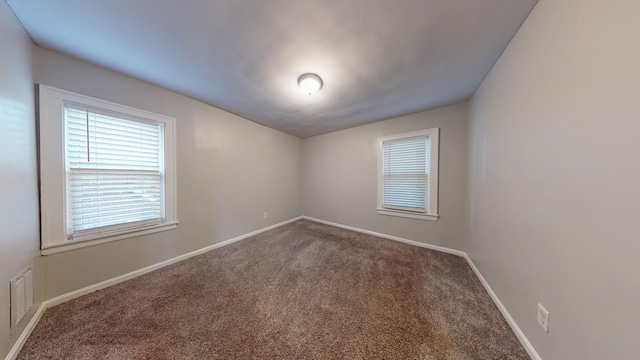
[298,73,323,95]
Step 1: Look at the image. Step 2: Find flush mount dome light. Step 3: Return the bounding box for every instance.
[298,73,323,95]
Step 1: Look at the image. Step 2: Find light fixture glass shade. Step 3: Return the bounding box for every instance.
[298,73,323,95]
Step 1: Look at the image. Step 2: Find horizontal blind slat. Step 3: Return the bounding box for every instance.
[382,135,430,211]
[65,105,164,235]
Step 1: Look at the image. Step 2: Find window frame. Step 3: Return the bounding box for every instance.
[376,128,439,221]
[38,84,178,255]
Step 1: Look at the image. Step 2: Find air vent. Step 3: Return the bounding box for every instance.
[10,267,33,328]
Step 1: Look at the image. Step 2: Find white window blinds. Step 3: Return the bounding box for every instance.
[381,135,429,213]
[65,104,164,238]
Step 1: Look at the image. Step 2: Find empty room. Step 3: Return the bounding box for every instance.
[1,0,638,359]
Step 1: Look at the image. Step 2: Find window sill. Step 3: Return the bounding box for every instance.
[41,221,179,255]
[377,209,439,222]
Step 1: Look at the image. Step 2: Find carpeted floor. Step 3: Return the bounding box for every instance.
[18,220,530,359]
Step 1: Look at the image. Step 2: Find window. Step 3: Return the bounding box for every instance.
[38,85,177,254]
[377,128,439,221]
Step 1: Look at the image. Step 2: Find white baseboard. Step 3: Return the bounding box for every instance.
[5,216,302,360]
[5,302,46,360]
[6,216,540,360]
[46,216,302,307]
[301,216,466,257]
[302,216,541,360]
[463,254,542,360]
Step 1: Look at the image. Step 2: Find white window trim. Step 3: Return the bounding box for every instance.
[38,84,178,255]
[376,128,439,221]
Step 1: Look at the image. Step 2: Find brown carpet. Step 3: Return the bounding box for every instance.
[18,220,530,359]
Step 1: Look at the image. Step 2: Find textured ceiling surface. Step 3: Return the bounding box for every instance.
[8,0,537,137]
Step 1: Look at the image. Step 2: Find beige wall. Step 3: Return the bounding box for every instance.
[34,47,303,299]
[0,2,42,358]
[6,1,639,358]
[302,103,468,250]
[467,0,640,359]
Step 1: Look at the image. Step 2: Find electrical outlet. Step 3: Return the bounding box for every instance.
[263,212,268,219]
[537,303,549,333]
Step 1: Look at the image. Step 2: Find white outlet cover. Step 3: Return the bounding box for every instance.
[537,303,550,333]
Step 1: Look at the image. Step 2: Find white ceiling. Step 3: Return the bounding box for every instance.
[7,0,537,138]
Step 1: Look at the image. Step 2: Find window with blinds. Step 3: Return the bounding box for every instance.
[377,128,439,221]
[64,105,164,238]
[39,85,177,254]
[382,135,429,212]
